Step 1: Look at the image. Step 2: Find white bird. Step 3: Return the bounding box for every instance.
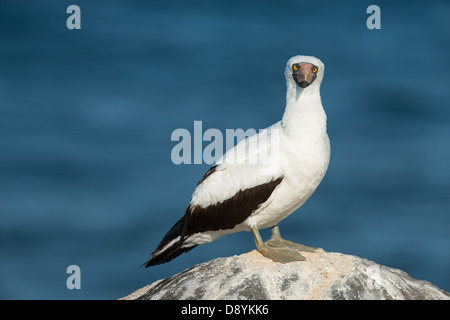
[144,55,330,266]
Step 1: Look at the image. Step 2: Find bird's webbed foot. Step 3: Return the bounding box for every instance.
[251,225,313,263]
[257,242,307,263]
[266,225,318,253]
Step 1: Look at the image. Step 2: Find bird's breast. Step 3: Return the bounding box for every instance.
[281,131,330,197]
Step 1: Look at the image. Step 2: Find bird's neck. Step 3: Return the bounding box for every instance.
[281,85,327,139]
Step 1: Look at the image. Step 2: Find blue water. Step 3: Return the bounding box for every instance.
[1,0,449,299]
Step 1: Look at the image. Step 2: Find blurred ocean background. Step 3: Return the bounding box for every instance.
[1,0,449,299]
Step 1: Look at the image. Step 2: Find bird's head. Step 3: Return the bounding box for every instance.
[285,55,325,90]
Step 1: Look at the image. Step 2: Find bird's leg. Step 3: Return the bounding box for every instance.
[266,225,318,253]
[250,225,306,263]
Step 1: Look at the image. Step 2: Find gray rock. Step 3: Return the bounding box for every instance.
[122,250,450,300]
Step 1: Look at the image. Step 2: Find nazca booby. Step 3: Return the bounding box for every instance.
[144,55,330,266]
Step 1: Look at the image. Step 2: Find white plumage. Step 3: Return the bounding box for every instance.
[145,55,330,266]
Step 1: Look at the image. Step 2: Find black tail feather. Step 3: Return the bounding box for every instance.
[143,217,197,267]
[143,243,197,267]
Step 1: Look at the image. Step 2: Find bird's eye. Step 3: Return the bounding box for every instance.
[293,65,298,71]
[312,67,318,73]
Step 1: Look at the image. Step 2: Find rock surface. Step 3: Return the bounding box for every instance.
[123,250,450,300]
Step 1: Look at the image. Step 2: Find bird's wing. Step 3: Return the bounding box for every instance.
[184,122,284,233]
[191,121,283,207]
